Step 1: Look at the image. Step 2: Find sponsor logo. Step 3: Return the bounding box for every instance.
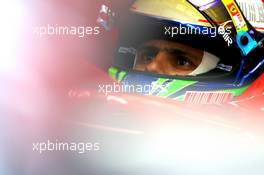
[228,3,239,16]
[226,2,247,31]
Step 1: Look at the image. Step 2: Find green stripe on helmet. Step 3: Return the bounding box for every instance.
[156,80,197,98]
[108,67,248,101]
[223,85,249,97]
[108,67,118,79]
[108,67,126,82]
[117,71,127,82]
[149,78,170,95]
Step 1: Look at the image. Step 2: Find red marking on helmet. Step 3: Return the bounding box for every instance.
[198,19,224,25]
[255,27,264,30]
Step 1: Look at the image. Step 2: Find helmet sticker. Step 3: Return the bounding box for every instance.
[217,63,233,71]
[184,91,234,104]
[222,0,249,32]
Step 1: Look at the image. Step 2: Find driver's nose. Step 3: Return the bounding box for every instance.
[146,51,168,74]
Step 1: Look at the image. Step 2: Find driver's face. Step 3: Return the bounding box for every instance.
[134,40,203,76]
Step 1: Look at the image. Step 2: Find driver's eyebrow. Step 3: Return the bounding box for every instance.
[137,45,159,52]
[163,48,186,55]
[164,47,200,63]
[139,45,186,56]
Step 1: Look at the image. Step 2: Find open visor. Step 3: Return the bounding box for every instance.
[113,12,242,79]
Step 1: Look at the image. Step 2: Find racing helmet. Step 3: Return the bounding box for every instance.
[107,0,264,104]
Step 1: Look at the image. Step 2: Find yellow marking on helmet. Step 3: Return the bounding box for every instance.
[131,0,211,27]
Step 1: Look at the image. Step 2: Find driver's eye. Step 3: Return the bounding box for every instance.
[177,56,191,66]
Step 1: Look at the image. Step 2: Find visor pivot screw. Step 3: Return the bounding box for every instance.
[240,35,249,46]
